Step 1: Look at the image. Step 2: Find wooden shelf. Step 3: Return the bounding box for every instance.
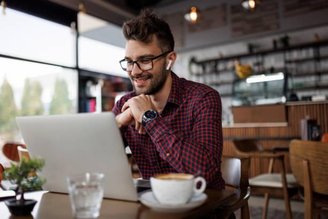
[189,40,328,104]
[192,40,328,65]
[285,55,328,64]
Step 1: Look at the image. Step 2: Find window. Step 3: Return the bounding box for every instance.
[0,8,75,67]
[0,8,130,150]
[78,12,127,78]
[0,8,77,146]
[79,37,127,78]
[0,58,77,142]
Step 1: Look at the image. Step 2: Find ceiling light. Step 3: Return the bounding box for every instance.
[241,0,259,10]
[78,2,86,13]
[184,6,199,24]
[1,0,6,15]
[246,72,284,84]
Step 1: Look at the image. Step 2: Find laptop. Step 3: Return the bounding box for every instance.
[16,112,148,201]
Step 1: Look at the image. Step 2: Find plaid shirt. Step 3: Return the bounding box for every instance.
[112,72,225,189]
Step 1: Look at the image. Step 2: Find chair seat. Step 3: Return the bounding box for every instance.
[249,173,298,188]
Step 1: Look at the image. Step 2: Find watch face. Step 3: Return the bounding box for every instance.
[142,110,158,126]
[145,110,157,119]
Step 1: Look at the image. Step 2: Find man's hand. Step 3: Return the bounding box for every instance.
[122,94,153,123]
[120,94,153,135]
[115,107,134,128]
[116,108,145,134]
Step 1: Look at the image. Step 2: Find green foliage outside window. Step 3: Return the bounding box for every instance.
[0,79,17,139]
[49,78,73,114]
[20,79,44,116]
[0,77,74,141]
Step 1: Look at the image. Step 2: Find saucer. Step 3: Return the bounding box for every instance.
[139,191,207,213]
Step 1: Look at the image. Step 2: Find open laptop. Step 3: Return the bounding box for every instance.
[16,112,148,201]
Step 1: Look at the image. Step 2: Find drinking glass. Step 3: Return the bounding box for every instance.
[67,172,104,218]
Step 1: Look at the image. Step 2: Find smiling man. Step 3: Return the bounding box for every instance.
[112,9,224,189]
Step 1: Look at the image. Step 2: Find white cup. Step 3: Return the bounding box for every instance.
[150,173,206,205]
[67,172,104,218]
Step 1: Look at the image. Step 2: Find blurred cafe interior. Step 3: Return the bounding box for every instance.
[1,0,328,218]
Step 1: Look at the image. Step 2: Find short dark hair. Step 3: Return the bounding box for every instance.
[122,9,174,52]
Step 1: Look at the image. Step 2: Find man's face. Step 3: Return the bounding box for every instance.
[124,36,170,95]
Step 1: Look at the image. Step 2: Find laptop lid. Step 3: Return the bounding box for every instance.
[16,112,138,201]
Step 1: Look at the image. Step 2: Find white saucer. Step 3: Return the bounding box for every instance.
[139,191,207,213]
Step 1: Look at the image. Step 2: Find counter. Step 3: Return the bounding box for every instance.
[223,101,328,177]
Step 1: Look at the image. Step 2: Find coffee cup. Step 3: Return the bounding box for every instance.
[150,173,206,205]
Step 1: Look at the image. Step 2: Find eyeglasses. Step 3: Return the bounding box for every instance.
[119,51,171,72]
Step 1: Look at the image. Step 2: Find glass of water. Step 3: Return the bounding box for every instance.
[67,172,104,218]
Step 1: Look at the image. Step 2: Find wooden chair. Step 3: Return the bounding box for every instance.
[215,156,251,219]
[1,143,30,182]
[233,139,298,219]
[17,145,31,162]
[0,163,4,182]
[289,139,328,219]
[2,142,27,162]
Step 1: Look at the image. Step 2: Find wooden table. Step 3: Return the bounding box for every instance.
[0,189,235,219]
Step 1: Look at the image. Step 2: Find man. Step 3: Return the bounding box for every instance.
[113,9,224,189]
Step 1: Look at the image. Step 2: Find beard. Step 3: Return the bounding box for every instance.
[131,64,169,95]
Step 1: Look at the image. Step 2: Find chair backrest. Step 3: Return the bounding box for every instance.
[290,139,328,195]
[0,163,4,181]
[17,146,30,162]
[221,156,250,193]
[2,142,27,162]
[219,156,251,219]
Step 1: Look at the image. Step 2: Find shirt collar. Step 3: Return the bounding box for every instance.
[167,72,183,106]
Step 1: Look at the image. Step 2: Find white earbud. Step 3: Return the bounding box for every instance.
[166,60,173,70]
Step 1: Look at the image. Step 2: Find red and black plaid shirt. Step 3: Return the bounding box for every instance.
[112,73,225,189]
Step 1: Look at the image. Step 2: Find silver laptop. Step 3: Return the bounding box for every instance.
[16,112,142,201]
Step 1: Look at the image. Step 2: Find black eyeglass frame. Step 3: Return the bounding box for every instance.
[119,51,171,72]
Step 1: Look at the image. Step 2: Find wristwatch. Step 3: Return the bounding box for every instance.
[142,109,158,126]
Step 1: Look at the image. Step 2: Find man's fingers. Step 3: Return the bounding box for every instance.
[139,127,146,135]
[135,120,140,130]
[135,120,146,135]
[122,101,129,112]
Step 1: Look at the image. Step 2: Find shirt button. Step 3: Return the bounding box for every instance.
[166,153,170,157]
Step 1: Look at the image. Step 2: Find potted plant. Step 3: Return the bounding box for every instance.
[3,158,45,216]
